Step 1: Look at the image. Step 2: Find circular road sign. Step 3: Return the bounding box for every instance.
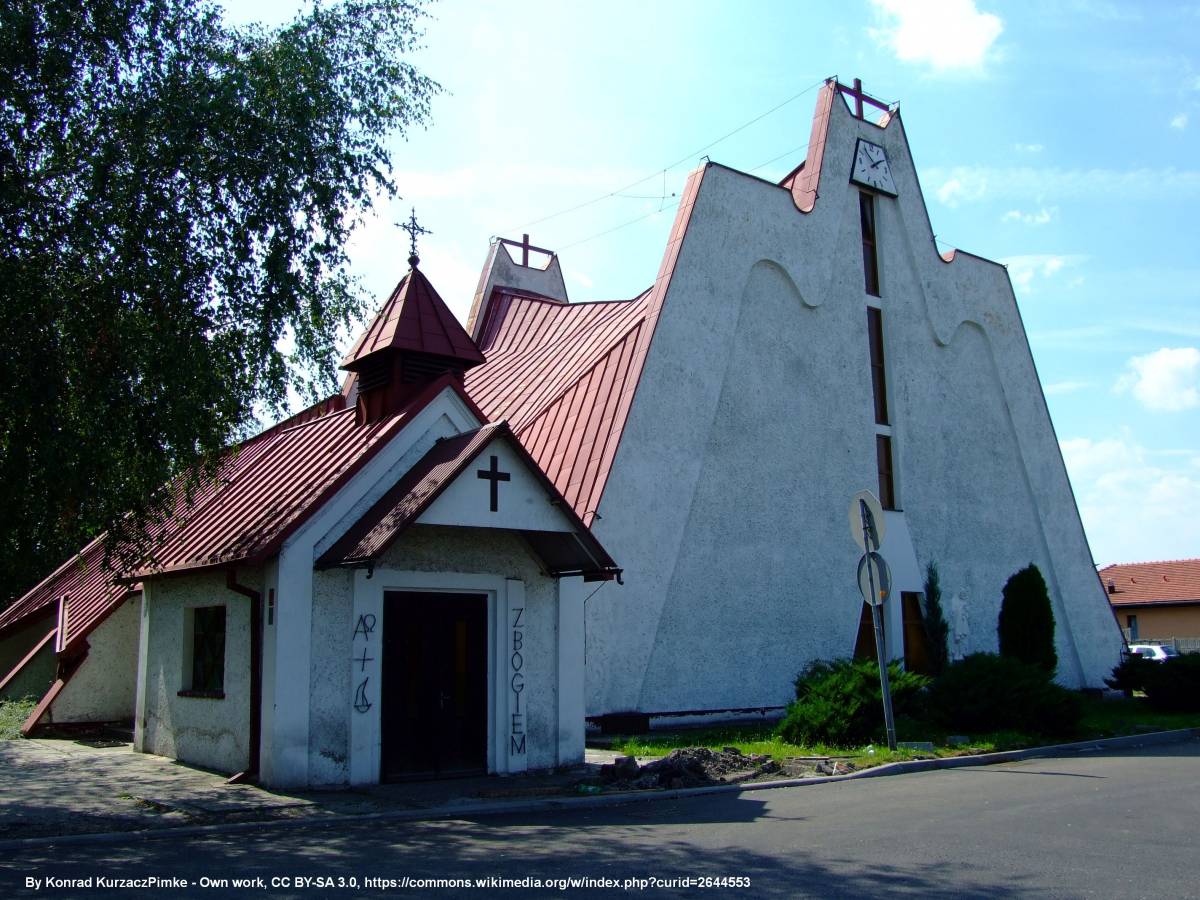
[857,551,892,607]
[849,490,886,552]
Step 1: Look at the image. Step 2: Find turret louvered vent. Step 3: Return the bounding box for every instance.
[402,355,464,384]
[356,356,391,393]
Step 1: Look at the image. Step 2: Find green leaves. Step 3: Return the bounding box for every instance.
[0,0,438,601]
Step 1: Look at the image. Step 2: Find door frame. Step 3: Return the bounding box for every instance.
[348,569,527,785]
[379,589,488,780]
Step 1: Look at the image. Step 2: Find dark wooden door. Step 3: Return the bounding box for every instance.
[381,592,487,780]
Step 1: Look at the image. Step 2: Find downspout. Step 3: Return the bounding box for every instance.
[226,568,262,780]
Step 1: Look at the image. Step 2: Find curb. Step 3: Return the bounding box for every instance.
[3,727,1197,851]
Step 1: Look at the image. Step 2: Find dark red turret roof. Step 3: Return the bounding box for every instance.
[341,265,485,371]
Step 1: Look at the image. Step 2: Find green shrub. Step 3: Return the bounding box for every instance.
[1104,654,1155,696]
[926,653,1081,736]
[998,564,1057,674]
[778,658,930,747]
[923,562,950,676]
[1141,654,1200,712]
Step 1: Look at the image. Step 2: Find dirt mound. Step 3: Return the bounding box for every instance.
[598,747,782,790]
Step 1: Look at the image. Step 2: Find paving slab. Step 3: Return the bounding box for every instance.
[0,739,625,841]
[2,729,1197,847]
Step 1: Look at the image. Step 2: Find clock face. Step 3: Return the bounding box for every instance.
[851,139,898,196]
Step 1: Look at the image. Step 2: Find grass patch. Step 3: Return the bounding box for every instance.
[605,696,1200,768]
[0,697,37,740]
[1078,697,1200,738]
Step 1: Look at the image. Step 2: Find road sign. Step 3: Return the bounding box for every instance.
[857,551,891,607]
[848,490,886,552]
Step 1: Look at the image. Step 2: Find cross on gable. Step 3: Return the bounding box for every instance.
[833,77,890,120]
[476,455,511,512]
[398,207,432,267]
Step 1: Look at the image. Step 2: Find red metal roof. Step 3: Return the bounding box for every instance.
[342,265,485,371]
[131,375,477,579]
[1100,559,1200,606]
[464,165,708,525]
[318,421,618,579]
[781,80,836,213]
[0,380,475,653]
[0,422,287,650]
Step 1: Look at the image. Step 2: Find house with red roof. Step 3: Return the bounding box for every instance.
[1101,559,1200,644]
[1,78,1126,783]
[0,245,617,788]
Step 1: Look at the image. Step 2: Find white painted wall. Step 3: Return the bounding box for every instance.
[583,97,1122,717]
[300,525,571,787]
[370,526,564,773]
[266,387,481,788]
[48,595,141,723]
[135,570,257,775]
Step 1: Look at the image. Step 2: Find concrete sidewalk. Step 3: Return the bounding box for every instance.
[2,729,1197,848]
[0,738,628,842]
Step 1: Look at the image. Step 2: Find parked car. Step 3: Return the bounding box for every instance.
[1128,644,1180,662]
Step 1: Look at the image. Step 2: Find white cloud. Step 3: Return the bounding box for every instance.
[566,267,595,290]
[1114,347,1200,411]
[1013,142,1044,153]
[1000,254,1085,293]
[868,0,1004,73]
[1170,112,1189,130]
[1044,380,1091,396]
[1060,435,1200,566]
[923,165,1200,205]
[936,171,989,207]
[1002,207,1055,225]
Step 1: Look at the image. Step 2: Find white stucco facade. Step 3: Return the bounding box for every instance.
[582,94,1123,716]
[248,389,593,788]
[46,594,141,723]
[135,571,257,774]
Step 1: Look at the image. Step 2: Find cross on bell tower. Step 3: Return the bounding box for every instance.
[399,208,431,268]
[832,77,890,120]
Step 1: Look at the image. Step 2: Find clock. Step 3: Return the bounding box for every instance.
[850,138,898,196]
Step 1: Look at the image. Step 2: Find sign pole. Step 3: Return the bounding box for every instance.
[860,501,897,752]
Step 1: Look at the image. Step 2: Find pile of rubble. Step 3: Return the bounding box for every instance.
[597,747,783,790]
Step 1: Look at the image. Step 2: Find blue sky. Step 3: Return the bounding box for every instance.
[224,0,1199,568]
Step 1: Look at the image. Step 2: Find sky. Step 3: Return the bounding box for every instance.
[222,0,1199,569]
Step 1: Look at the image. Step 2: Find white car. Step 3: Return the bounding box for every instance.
[1128,644,1180,662]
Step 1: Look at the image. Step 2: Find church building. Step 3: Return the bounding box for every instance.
[0,79,1124,782]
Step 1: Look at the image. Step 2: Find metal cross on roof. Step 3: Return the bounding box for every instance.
[833,77,890,120]
[399,208,431,268]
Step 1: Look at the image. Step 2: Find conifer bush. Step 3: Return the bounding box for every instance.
[925,653,1081,736]
[778,658,930,747]
[923,562,950,676]
[1140,654,1200,712]
[998,564,1057,674]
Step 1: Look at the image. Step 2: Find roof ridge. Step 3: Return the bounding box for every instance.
[486,288,651,353]
[1101,557,1200,569]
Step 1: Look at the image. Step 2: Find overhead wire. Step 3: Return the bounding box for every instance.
[502,77,828,235]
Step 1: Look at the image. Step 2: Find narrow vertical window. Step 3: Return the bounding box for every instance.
[1126,614,1138,641]
[876,434,896,509]
[860,191,880,296]
[868,307,889,425]
[189,606,226,695]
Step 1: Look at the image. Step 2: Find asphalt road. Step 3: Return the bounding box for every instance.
[3,741,1197,899]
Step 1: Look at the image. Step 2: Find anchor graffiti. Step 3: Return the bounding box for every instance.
[353,677,372,714]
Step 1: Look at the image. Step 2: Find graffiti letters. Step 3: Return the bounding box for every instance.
[509,605,526,756]
[353,677,372,714]
[351,613,377,714]
[352,614,377,641]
